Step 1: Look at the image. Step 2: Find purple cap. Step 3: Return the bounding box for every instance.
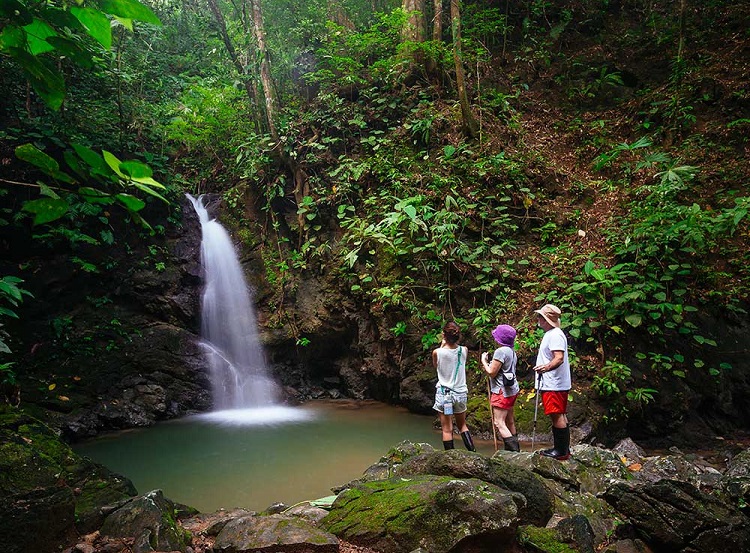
[491,324,516,347]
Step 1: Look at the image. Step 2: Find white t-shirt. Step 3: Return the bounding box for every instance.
[434,346,468,393]
[535,327,571,391]
[490,346,519,397]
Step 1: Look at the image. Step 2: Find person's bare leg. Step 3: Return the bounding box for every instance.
[454,411,469,433]
[494,409,512,438]
[507,410,517,436]
[440,413,454,449]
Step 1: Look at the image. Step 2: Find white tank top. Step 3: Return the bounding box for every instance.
[435,346,468,393]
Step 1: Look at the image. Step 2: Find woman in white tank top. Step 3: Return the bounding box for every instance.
[432,321,475,451]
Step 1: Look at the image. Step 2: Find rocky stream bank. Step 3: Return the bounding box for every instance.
[3,409,750,553]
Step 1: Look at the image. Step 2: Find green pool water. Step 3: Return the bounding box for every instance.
[73,399,496,512]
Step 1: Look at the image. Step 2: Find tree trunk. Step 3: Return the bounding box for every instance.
[401,0,425,43]
[432,0,443,41]
[450,0,478,139]
[250,0,278,142]
[206,0,261,132]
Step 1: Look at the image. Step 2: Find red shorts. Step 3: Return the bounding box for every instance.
[491,392,518,410]
[542,390,568,415]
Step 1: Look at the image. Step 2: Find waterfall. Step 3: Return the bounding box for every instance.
[188,194,280,410]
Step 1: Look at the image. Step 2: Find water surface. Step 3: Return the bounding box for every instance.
[74,400,495,512]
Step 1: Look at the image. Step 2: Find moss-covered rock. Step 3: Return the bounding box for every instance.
[0,412,137,553]
[100,489,192,553]
[518,525,579,553]
[213,513,339,552]
[393,448,554,526]
[322,474,520,553]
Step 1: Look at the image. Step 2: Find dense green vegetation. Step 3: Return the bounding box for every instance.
[2,0,748,429]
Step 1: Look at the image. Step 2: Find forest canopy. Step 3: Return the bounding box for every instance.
[1,0,749,427]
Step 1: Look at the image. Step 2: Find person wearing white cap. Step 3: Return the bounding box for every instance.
[532,304,571,460]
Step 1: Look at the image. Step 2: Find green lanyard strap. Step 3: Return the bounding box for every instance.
[452,346,462,385]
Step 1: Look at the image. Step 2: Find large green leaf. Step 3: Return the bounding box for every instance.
[15,143,75,183]
[15,144,59,174]
[96,0,161,26]
[120,160,152,179]
[12,49,65,109]
[45,36,95,68]
[115,193,146,212]
[120,160,165,189]
[79,187,115,205]
[71,7,112,49]
[102,150,127,178]
[22,198,70,225]
[72,143,108,173]
[22,19,57,55]
[131,182,168,203]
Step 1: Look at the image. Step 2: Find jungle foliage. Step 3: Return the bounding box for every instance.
[1,0,749,425]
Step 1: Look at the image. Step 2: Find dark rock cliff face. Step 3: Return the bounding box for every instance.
[7,197,212,439]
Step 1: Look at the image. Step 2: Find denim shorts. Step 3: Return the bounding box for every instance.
[433,388,468,414]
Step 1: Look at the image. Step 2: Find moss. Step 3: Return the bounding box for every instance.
[323,477,433,536]
[518,525,578,553]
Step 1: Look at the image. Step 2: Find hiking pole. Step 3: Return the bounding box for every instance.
[531,370,541,453]
[487,376,498,452]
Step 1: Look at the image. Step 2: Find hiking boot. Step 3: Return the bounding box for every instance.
[460,431,476,452]
[538,426,570,460]
[503,436,521,452]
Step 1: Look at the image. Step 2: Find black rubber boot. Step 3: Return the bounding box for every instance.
[443,440,454,450]
[460,431,476,452]
[503,436,520,452]
[539,426,570,460]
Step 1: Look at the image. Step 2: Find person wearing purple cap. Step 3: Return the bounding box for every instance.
[481,324,520,452]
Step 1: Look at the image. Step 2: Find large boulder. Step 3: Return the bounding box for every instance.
[395,448,554,526]
[100,489,192,553]
[0,412,137,553]
[604,479,750,551]
[213,513,339,552]
[321,474,521,553]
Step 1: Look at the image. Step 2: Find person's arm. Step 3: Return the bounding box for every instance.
[481,352,502,377]
[533,350,564,373]
[432,348,439,369]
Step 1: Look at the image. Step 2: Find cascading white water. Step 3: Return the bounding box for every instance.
[187,194,280,411]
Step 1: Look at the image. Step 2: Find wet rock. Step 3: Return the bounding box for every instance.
[100,489,191,553]
[612,438,646,464]
[213,513,338,552]
[603,479,750,551]
[284,503,330,524]
[0,412,137,553]
[391,448,553,526]
[322,475,520,553]
[567,444,633,495]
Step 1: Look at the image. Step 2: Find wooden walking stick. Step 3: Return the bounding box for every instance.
[487,376,498,452]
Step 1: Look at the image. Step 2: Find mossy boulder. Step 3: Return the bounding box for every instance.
[0,412,137,553]
[321,474,521,552]
[213,513,339,552]
[518,525,579,553]
[100,489,192,553]
[395,448,554,526]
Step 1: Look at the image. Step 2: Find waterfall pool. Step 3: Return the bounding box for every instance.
[73,400,496,513]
